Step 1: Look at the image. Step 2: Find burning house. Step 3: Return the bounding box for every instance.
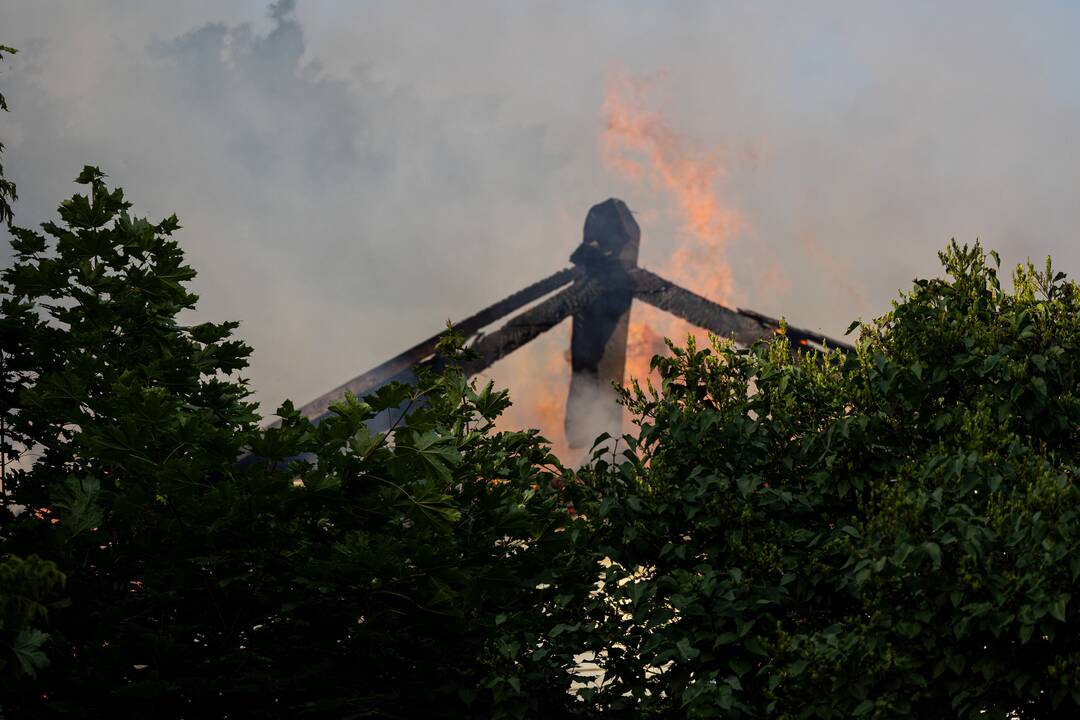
[296,198,851,450]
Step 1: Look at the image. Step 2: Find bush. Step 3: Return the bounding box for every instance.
[569,243,1080,718]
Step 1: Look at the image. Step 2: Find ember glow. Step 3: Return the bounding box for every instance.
[624,307,669,383]
[481,318,576,462]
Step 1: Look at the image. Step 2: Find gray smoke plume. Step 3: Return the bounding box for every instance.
[3,1,1079,421]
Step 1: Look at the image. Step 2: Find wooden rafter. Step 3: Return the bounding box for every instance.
[295,199,852,434]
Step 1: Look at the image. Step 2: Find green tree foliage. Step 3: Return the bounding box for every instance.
[572,243,1080,718]
[0,45,17,226]
[0,42,66,701]
[0,170,594,717]
[2,148,1080,718]
[0,554,64,683]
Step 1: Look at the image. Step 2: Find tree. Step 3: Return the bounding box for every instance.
[0,44,17,226]
[0,169,593,718]
[567,242,1080,718]
[0,42,67,700]
[0,166,259,713]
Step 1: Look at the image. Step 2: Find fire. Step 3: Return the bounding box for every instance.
[482,319,578,464]
[601,68,744,385]
[478,70,749,461]
[625,304,681,382]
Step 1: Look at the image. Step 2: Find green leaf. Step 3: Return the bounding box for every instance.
[743,636,768,657]
[1049,597,1067,623]
[328,391,375,426]
[368,382,414,413]
[405,430,462,482]
[923,542,942,570]
[51,476,103,541]
[75,165,106,185]
[13,629,50,677]
[947,653,966,676]
[676,638,700,660]
[349,425,384,458]
[730,657,753,677]
[8,226,47,254]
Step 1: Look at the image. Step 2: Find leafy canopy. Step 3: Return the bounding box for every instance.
[1,169,592,718]
[571,242,1080,718]
[0,44,17,226]
[2,161,1080,719]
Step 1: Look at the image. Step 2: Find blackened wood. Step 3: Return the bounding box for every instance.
[296,266,584,420]
[294,196,853,432]
[460,279,605,376]
[566,199,640,448]
[630,268,772,345]
[734,307,854,353]
[631,268,854,352]
[570,198,641,270]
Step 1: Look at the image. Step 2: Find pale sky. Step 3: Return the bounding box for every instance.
[3,1,1079,439]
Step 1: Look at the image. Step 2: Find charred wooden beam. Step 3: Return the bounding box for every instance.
[296,265,584,420]
[734,307,854,353]
[459,279,604,376]
[565,199,640,449]
[631,268,773,345]
[333,279,604,431]
[631,267,854,353]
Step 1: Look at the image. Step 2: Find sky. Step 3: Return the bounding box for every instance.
[3,1,1079,454]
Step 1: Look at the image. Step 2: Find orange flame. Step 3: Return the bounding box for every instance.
[624,310,668,382]
[482,318,579,464]
[602,69,744,385]
[477,70,750,461]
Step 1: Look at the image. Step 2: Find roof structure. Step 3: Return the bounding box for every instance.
[297,198,852,447]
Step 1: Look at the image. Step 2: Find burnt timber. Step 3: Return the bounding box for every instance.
[297,198,853,447]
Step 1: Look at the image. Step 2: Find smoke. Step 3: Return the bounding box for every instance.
[3,1,1079,456]
[2,0,579,419]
